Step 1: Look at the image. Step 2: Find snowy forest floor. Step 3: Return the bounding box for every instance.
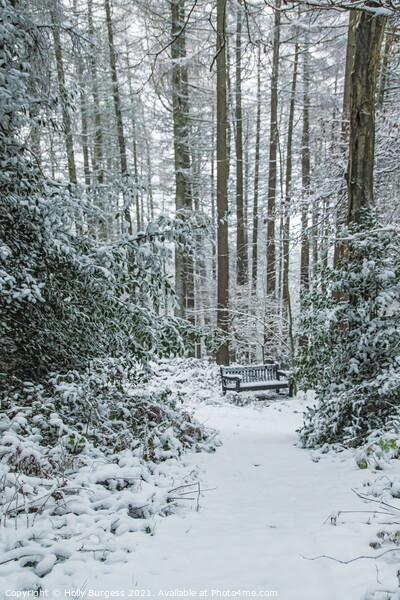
[2,359,400,600]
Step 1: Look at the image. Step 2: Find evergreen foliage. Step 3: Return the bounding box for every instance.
[297,212,400,447]
[0,0,197,386]
[0,10,213,564]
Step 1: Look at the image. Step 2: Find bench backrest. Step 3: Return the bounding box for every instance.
[221,364,278,383]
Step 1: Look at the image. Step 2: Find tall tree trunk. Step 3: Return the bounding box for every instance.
[243,117,249,274]
[321,195,329,293]
[226,37,232,183]
[144,129,154,221]
[211,104,217,282]
[192,147,204,359]
[125,49,141,231]
[266,0,281,297]
[311,197,319,279]
[347,10,386,224]
[88,0,104,185]
[47,107,56,179]
[342,10,357,144]
[104,0,132,234]
[235,0,247,286]
[277,133,285,314]
[300,34,310,298]
[251,46,262,294]
[170,0,194,323]
[51,6,77,185]
[378,25,394,107]
[283,41,299,304]
[79,85,91,187]
[216,0,229,366]
[73,0,91,187]
[334,9,356,268]
[28,106,41,168]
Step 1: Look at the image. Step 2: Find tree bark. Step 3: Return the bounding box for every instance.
[125,49,141,231]
[144,129,154,221]
[244,117,249,276]
[79,85,91,187]
[347,10,387,224]
[266,0,281,297]
[378,26,393,106]
[51,6,77,185]
[283,41,299,303]
[235,0,247,286]
[73,0,90,188]
[170,0,194,322]
[216,0,229,366]
[342,10,357,141]
[88,0,104,185]
[211,104,217,282]
[104,0,132,234]
[311,197,319,279]
[251,46,262,294]
[300,34,310,297]
[333,9,356,268]
[28,105,41,168]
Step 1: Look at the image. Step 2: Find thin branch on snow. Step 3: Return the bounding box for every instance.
[351,488,400,515]
[301,547,400,564]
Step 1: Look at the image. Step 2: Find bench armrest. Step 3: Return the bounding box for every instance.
[222,374,242,382]
[221,373,242,395]
[277,370,291,378]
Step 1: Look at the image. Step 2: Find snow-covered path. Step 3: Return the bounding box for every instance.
[77,398,381,600]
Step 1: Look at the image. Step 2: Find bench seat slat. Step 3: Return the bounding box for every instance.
[221,364,293,397]
[224,380,282,389]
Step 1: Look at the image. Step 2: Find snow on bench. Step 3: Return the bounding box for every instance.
[220,363,293,397]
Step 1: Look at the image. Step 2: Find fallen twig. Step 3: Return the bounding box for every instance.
[168,482,200,494]
[301,547,400,564]
[324,509,393,525]
[352,488,400,514]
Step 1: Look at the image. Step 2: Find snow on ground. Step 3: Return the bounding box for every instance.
[2,359,400,600]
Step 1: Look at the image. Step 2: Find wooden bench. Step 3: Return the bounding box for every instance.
[220,364,293,397]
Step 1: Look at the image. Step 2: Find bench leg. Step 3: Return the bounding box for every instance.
[289,383,294,397]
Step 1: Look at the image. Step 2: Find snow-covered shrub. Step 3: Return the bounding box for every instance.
[355,431,400,470]
[0,360,217,579]
[297,211,400,447]
[0,359,216,478]
[1,178,198,380]
[0,359,218,584]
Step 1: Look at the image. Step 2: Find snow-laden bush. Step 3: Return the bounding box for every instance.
[1,178,199,380]
[0,359,218,584]
[297,212,400,447]
[354,431,400,471]
[0,359,216,478]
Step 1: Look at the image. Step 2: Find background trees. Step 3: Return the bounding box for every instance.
[3,0,399,377]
